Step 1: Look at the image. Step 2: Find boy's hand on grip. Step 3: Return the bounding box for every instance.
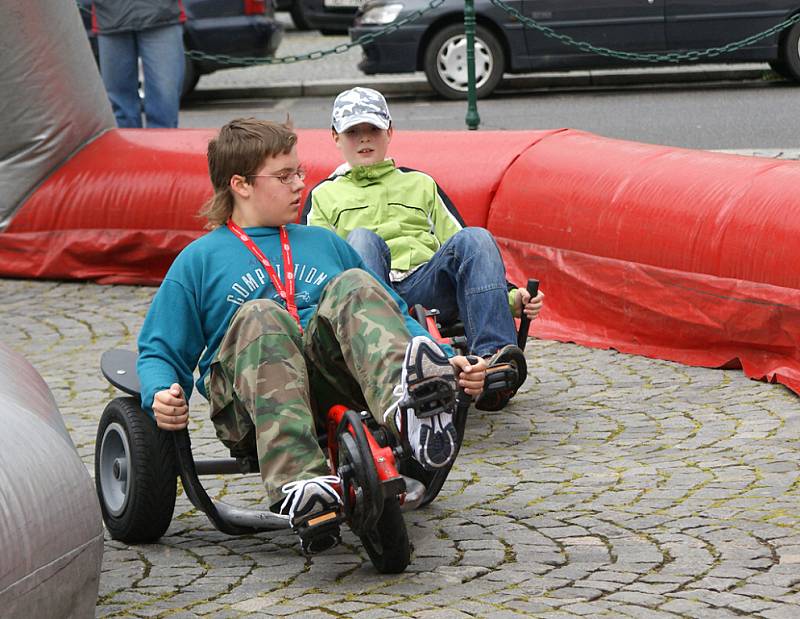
[152,383,189,431]
[449,355,487,397]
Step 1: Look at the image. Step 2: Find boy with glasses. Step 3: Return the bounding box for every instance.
[137,118,486,554]
[302,87,544,412]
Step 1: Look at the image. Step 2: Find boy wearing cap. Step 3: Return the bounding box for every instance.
[301,87,544,412]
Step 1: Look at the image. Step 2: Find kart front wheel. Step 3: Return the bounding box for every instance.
[359,495,410,574]
[95,396,177,542]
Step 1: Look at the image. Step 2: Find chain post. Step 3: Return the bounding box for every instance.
[464,0,480,130]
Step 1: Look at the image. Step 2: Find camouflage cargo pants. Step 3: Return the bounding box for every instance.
[205,269,412,506]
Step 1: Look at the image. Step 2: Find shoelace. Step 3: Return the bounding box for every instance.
[279,475,342,522]
[383,383,406,428]
[384,337,420,427]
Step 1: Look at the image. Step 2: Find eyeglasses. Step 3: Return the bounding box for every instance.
[248,167,306,185]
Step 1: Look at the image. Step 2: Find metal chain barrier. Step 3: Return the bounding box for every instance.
[75,0,444,66]
[488,0,800,63]
[78,0,800,67]
[183,0,445,66]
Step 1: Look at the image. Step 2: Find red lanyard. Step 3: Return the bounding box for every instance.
[226,219,301,332]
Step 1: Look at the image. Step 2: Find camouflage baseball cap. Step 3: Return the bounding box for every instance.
[331,87,392,133]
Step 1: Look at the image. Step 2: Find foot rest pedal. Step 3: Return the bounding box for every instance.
[484,364,518,392]
[295,510,343,555]
[403,377,455,419]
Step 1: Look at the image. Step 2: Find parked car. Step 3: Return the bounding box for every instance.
[351,0,800,99]
[78,0,283,97]
[275,0,360,34]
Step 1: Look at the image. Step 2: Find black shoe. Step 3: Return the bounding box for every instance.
[474,344,527,412]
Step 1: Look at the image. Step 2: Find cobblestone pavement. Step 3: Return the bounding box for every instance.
[2,277,799,618]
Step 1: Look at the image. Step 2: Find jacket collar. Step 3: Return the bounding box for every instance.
[333,159,396,184]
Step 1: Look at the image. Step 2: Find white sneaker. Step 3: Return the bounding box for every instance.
[386,336,458,470]
[279,475,342,554]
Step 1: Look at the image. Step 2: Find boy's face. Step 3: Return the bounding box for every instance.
[230,146,305,227]
[333,122,392,168]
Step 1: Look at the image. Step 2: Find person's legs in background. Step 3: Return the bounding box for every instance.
[138,23,184,128]
[397,227,516,357]
[98,31,142,128]
[396,227,526,411]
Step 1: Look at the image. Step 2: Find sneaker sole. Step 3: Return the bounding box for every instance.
[418,421,458,469]
[402,337,459,470]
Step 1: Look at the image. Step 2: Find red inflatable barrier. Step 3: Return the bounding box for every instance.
[490,130,800,396]
[1,128,552,284]
[1,127,797,397]
[489,130,800,290]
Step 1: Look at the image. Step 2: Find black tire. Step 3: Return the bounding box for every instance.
[338,422,382,533]
[778,21,800,82]
[95,397,177,543]
[181,57,200,100]
[768,59,791,79]
[289,0,312,31]
[359,496,411,574]
[423,23,505,100]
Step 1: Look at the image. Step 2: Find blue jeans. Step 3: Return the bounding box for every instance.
[98,24,184,128]
[347,227,516,357]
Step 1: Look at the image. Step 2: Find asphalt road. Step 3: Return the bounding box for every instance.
[181,80,798,150]
[180,17,799,150]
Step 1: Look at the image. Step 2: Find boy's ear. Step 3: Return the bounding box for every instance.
[229,174,250,199]
[387,125,393,142]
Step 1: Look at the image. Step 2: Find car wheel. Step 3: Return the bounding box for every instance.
[779,20,800,82]
[423,23,505,100]
[768,60,791,79]
[289,0,312,31]
[181,57,200,100]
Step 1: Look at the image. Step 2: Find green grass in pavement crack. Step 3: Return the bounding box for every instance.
[707,457,762,510]
[557,418,580,447]
[663,528,724,596]
[652,460,715,516]
[98,549,166,617]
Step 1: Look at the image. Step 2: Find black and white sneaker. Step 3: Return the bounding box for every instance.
[279,475,343,555]
[387,336,459,470]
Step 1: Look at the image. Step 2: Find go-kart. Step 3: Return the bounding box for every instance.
[94,279,537,573]
[94,349,472,574]
[411,278,539,392]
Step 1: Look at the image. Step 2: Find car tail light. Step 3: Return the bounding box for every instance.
[243,0,266,14]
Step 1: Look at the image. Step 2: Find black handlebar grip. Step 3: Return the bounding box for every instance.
[516,278,540,351]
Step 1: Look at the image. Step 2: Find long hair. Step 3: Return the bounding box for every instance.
[199,118,297,228]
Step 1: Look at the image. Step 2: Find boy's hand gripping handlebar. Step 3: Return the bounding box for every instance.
[516,279,540,351]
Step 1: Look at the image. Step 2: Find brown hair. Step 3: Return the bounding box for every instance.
[199,118,297,228]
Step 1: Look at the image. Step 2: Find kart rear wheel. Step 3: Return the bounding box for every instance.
[359,495,410,574]
[95,397,177,542]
